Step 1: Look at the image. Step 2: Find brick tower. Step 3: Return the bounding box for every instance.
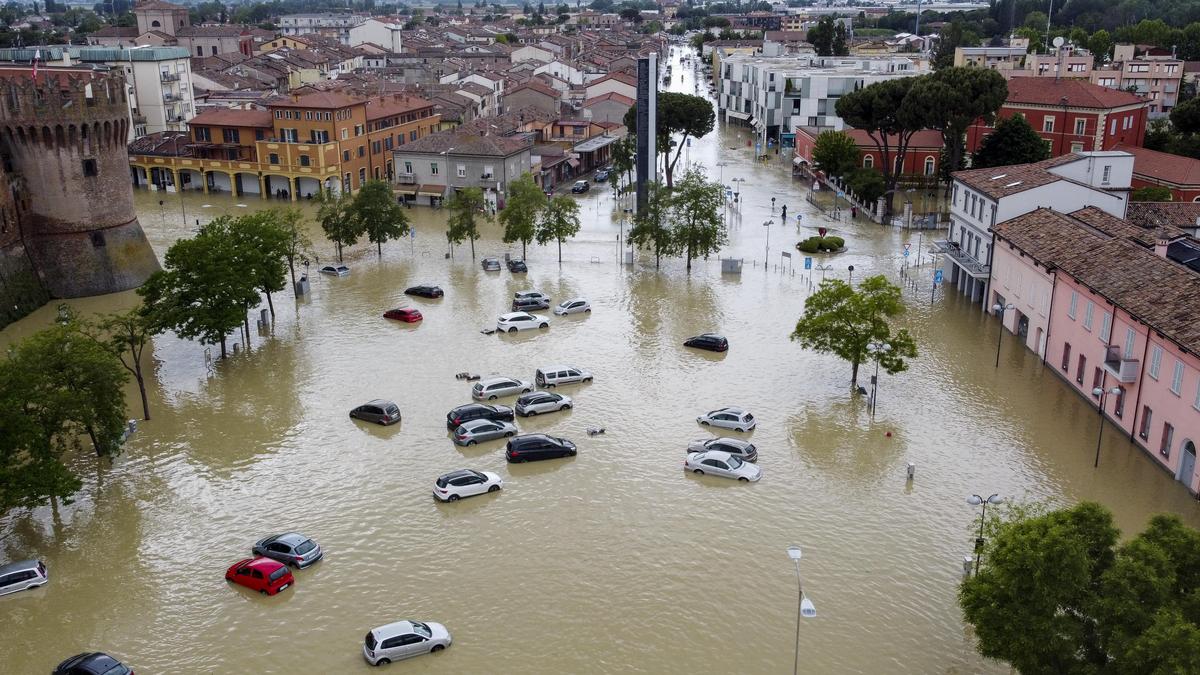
[0,65,158,299]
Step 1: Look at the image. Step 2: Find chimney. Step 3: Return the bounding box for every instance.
[1154,227,1171,258]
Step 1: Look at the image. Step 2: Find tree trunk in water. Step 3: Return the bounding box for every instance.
[686,241,693,271]
[470,237,476,260]
[265,290,275,319]
[288,259,296,288]
[220,336,227,359]
[337,242,343,262]
[135,363,150,421]
[558,239,562,263]
[377,240,382,257]
[87,424,101,456]
[522,240,526,259]
[851,359,860,387]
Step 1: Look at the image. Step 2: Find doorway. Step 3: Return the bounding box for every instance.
[1178,440,1197,489]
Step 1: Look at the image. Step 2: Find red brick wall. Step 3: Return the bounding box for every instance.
[1131,176,1200,202]
[967,104,1147,156]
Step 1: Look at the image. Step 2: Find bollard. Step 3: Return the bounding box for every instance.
[127,419,137,434]
[962,556,974,577]
[906,463,915,481]
[259,308,269,326]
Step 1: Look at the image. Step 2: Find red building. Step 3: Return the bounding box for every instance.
[793,126,943,179]
[966,78,1148,157]
[1115,143,1200,202]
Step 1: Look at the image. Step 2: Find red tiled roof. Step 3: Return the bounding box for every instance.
[587,71,636,88]
[1115,143,1200,187]
[508,80,559,99]
[188,108,273,127]
[269,91,362,109]
[583,91,634,107]
[844,128,943,150]
[365,94,435,121]
[1126,201,1200,230]
[952,155,1080,199]
[1005,77,1145,110]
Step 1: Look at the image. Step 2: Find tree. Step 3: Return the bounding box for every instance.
[972,114,1050,169]
[811,130,859,179]
[627,181,677,267]
[536,194,581,262]
[1170,97,1200,136]
[836,77,930,217]
[790,276,918,387]
[276,207,311,289]
[807,15,834,56]
[350,180,409,257]
[226,212,289,320]
[668,168,726,271]
[623,92,715,187]
[317,190,359,262]
[92,308,158,421]
[446,187,486,260]
[932,20,978,70]
[1131,185,1174,201]
[499,174,545,258]
[846,167,886,204]
[610,136,635,190]
[832,21,848,55]
[961,502,1200,673]
[1088,29,1113,65]
[918,67,1008,186]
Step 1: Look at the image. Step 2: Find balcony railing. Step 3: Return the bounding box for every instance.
[160,72,180,82]
[1103,346,1140,383]
[932,240,990,278]
[396,173,417,184]
[163,93,180,102]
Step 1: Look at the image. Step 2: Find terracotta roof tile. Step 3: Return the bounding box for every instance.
[1126,201,1200,230]
[1005,77,1145,109]
[189,108,273,127]
[1115,143,1200,186]
[396,130,531,156]
[952,156,1073,199]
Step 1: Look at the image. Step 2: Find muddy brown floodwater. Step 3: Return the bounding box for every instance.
[3,47,1199,674]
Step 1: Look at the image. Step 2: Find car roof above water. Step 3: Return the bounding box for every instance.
[0,559,41,576]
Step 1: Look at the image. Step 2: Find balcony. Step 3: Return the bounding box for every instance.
[163,92,180,102]
[932,240,990,278]
[1103,345,1140,383]
[160,72,180,82]
[396,173,417,184]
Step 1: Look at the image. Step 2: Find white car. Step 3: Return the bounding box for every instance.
[697,407,756,432]
[497,311,549,333]
[363,620,452,665]
[685,450,762,482]
[515,391,573,416]
[687,437,758,462]
[433,469,503,501]
[514,290,550,304]
[319,264,350,276]
[472,376,533,400]
[553,298,591,315]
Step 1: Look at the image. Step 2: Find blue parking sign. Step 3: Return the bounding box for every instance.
[934,269,944,283]
[804,257,812,270]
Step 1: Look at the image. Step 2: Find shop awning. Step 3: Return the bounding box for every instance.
[418,184,445,197]
[393,185,419,196]
[566,158,580,168]
[793,157,808,165]
[726,110,750,121]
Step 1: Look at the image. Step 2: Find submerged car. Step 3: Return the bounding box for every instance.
[594,168,611,182]
[512,296,550,312]
[445,403,515,430]
[363,620,451,666]
[496,312,549,333]
[0,559,47,597]
[507,259,528,273]
[319,264,350,276]
[52,653,132,675]
[515,391,572,416]
[383,307,423,323]
[433,469,503,501]
[686,438,758,462]
[481,257,502,271]
[452,418,518,445]
[404,285,444,298]
[350,400,402,426]
[252,533,323,569]
[684,450,762,482]
[685,333,729,352]
[571,180,590,193]
[225,557,294,595]
[553,298,590,315]
[472,376,533,401]
[505,434,577,462]
[697,407,756,432]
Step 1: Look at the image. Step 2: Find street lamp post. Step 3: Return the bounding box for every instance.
[732,177,745,203]
[771,196,776,212]
[992,303,1015,368]
[967,493,1003,575]
[867,341,891,420]
[816,263,832,282]
[1091,385,1123,468]
[848,265,855,285]
[763,219,773,264]
[786,545,816,675]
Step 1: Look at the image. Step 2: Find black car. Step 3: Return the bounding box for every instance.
[507,259,528,273]
[571,180,590,193]
[505,434,577,463]
[446,403,515,430]
[350,399,402,426]
[512,296,550,311]
[404,285,444,298]
[684,333,729,352]
[54,653,132,675]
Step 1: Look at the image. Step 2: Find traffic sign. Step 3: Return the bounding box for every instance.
[903,242,911,251]
[837,191,845,198]
[903,249,910,257]
[804,256,812,270]
[782,251,791,258]
[934,269,944,283]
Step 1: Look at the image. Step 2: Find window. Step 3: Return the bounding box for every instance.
[1062,343,1072,371]
[924,157,935,175]
[269,153,279,164]
[457,164,466,178]
[1102,165,1111,184]
[358,167,366,185]
[1068,291,1078,319]
[1115,386,1126,418]
[357,146,364,158]
[1093,367,1104,391]
[483,165,494,178]
[1070,142,1084,153]
[1100,313,1112,342]
[355,124,364,136]
[299,155,310,166]
[342,150,350,162]
[1074,118,1086,135]
[1076,354,1087,384]
[1083,301,1094,330]
[410,130,417,141]
[1160,422,1174,457]
[431,162,439,175]
[81,159,96,177]
[1124,328,1136,358]
[1194,379,1200,411]
[404,161,412,174]
[1149,345,1163,379]
[341,129,348,140]
[1043,116,1055,132]
[222,128,239,143]
[255,129,264,141]
[863,155,874,168]
[195,127,211,142]
[1111,119,1117,134]
[1139,406,1153,440]
[211,46,218,56]
[1171,360,1185,395]
[196,46,203,57]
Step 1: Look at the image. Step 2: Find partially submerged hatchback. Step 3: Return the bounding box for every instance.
[52,652,132,675]
[350,400,402,426]
[363,620,452,666]
[0,559,47,597]
[225,556,294,595]
[252,532,323,569]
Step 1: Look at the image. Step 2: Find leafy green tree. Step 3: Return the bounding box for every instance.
[807,15,834,56]
[918,67,1008,186]
[623,92,715,187]
[91,308,158,421]
[668,168,726,271]
[1088,29,1113,65]
[499,173,545,258]
[275,207,311,289]
[790,276,918,387]
[1170,97,1200,136]
[446,187,486,260]
[350,179,409,257]
[536,194,582,262]
[317,190,359,262]
[812,130,859,180]
[610,136,635,190]
[846,167,886,205]
[832,21,848,55]
[972,114,1050,169]
[627,181,676,267]
[227,212,289,319]
[836,77,930,216]
[1131,185,1174,201]
[931,20,979,70]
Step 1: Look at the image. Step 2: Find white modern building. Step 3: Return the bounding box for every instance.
[0,45,195,139]
[348,18,403,52]
[935,152,1133,306]
[278,13,367,45]
[716,54,928,150]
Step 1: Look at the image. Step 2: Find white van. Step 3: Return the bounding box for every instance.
[0,559,47,596]
[535,366,593,388]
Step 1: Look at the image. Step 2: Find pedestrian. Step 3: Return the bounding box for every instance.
[780,205,787,221]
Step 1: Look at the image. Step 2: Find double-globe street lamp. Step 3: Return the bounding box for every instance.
[786,546,817,675]
[867,341,892,420]
[992,303,1015,368]
[967,493,1003,575]
[1092,386,1123,468]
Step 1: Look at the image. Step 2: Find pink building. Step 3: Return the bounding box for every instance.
[991,207,1200,491]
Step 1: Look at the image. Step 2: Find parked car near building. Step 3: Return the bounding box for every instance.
[571,180,590,193]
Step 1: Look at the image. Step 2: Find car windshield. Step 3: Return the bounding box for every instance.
[296,540,316,555]
[268,566,289,582]
[412,622,432,638]
[99,666,131,675]
[385,406,399,415]
[727,456,744,469]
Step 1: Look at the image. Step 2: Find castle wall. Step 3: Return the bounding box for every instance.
[0,169,46,329]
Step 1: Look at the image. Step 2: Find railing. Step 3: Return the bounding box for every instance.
[1103,346,1140,383]
[160,72,180,82]
[163,93,180,102]
[932,240,990,277]
[396,173,417,184]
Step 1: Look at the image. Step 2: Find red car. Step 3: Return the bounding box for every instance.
[384,308,423,323]
[225,557,294,595]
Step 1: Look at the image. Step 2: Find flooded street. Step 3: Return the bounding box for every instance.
[3,47,1200,674]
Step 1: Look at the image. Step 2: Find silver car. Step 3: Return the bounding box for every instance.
[684,450,762,482]
[453,418,518,445]
[687,437,758,462]
[472,376,533,400]
[252,533,323,569]
[697,407,757,432]
[0,559,47,596]
[515,391,573,417]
